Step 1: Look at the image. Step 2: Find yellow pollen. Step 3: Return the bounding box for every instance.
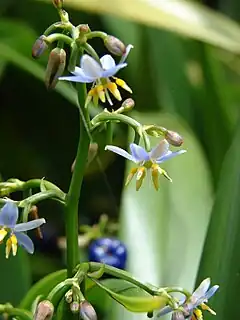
[151,164,159,191]
[115,78,132,93]
[136,167,146,191]
[96,85,106,103]
[201,303,216,315]
[125,167,138,187]
[0,228,7,242]
[194,309,203,320]
[6,234,18,259]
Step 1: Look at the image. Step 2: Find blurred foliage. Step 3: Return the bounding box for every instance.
[0,0,240,319]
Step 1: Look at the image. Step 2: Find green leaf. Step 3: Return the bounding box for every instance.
[41,0,240,53]
[0,247,31,306]
[111,112,213,320]
[196,117,240,320]
[19,269,67,310]
[91,278,167,312]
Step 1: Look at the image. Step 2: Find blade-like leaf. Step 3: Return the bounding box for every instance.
[41,0,240,53]
[91,278,167,312]
[196,117,240,320]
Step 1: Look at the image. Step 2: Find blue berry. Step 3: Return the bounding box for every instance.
[88,237,127,270]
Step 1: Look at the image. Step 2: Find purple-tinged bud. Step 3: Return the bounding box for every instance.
[104,35,126,56]
[32,35,48,59]
[34,300,54,320]
[121,98,135,112]
[52,0,63,9]
[80,301,97,320]
[70,301,80,313]
[165,130,183,147]
[78,24,90,34]
[45,47,66,89]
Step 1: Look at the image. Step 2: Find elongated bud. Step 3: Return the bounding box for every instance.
[34,300,54,320]
[45,47,66,89]
[165,130,183,147]
[104,35,126,56]
[52,0,63,8]
[80,301,97,320]
[32,35,48,59]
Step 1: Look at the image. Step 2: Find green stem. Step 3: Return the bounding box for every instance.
[65,82,90,278]
[19,190,65,207]
[46,33,73,46]
[0,304,32,320]
[86,31,107,40]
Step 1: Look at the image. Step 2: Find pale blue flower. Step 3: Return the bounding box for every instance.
[158,278,219,319]
[59,45,133,106]
[105,139,186,190]
[0,202,46,258]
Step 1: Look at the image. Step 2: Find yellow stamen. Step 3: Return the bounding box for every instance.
[194,309,203,320]
[201,303,216,315]
[151,164,159,190]
[125,167,138,187]
[158,167,172,182]
[5,234,18,259]
[0,229,7,242]
[106,82,122,101]
[136,167,146,191]
[115,78,132,93]
[96,85,106,103]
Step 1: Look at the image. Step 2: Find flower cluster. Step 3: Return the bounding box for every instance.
[0,202,45,258]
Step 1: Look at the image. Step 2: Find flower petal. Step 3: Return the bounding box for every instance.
[105,145,136,162]
[100,54,116,70]
[156,150,186,164]
[0,202,18,228]
[15,232,34,254]
[156,306,173,317]
[72,66,96,82]
[101,63,127,78]
[150,140,169,160]
[204,285,219,300]
[80,55,103,79]
[191,278,211,303]
[130,143,150,162]
[120,44,134,63]
[58,75,94,83]
[14,218,46,232]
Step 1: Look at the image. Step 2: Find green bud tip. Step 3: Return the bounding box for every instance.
[165,130,183,147]
[104,35,126,56]
[34,300,54,320]
[52,0,63,9]
[121,98,135,111]
[45,47,66,90]
[80,301,97,320]
[32,35,48,59]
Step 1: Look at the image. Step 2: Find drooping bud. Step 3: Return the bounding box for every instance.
[32,35,48,59]
[165,130,183,147]
[70,301,80,313]
[80,301,97,320]
[78,24,90,34]
[116,98,135,114]
[104,35,126,56]
[34,300,54,320]
[45,47,66,89]
[52,0,63,9]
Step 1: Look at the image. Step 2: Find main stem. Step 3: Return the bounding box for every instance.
[65,83,90,278]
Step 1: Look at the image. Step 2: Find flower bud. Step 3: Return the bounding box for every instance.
[70,301,80,313]
[78,24,90,34]
[32,35,48,59]
[45,47,66,89]
[121,98,135,112]
[165,130,183,147]
[34,300,54,320]
[52,0,63,9]
[104,35,126,56]
[80,301,97,320]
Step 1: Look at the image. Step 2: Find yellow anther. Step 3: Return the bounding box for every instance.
[151,164,159,191]
[0,228,7,242]
[125,167,138,187]
[115,78,132,93]
[194,309,203,320]
[6,234,18,259]
[96,85,106,103]
[107,82,122,101]
[158,167,172,182]
[201,303,216,315]
[136,167,146,191]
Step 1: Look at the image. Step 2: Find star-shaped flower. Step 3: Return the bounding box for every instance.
[158,278,219,320]
[59,45,133,106]
[105,139,186,191]
[0,202,46,258]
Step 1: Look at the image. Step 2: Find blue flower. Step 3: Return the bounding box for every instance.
[59,45,133,106]
[0,202,46,258]
[158,278,219,320]
[105,139,186,190]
